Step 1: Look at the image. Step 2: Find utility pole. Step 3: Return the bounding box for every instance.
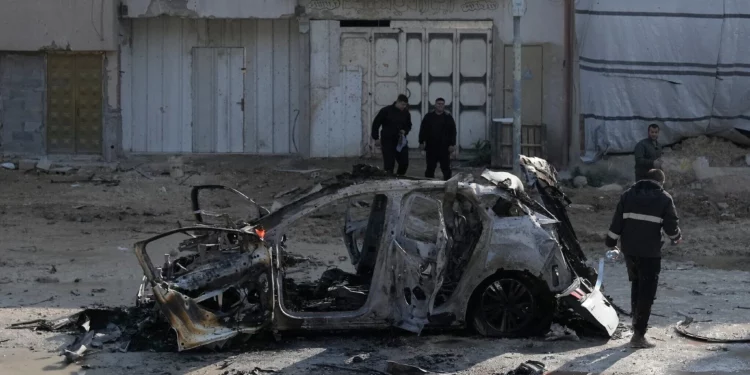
[511,0,526,174]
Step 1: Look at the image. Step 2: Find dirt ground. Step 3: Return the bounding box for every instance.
[1,154,750,375]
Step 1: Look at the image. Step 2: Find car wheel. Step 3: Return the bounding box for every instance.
[470,272,554,338]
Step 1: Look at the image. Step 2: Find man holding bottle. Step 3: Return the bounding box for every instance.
[604,168,682,349]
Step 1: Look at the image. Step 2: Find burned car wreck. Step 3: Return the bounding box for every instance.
[133,157,619,351]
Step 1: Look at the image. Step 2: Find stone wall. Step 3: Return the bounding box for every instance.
[0,54,46,155]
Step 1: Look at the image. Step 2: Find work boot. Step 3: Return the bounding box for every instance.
[629,333,656,349]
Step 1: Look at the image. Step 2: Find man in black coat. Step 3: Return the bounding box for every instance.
[371,94,412,176]
[605,169,682,349]
[418,98,457,180]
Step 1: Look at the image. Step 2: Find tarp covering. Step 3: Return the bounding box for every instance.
[576,0,750,159]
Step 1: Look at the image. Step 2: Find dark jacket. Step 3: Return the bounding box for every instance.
[605,180,682,258]
[634,138,662,180]
[371,102,412,144]
[418,111,457,152]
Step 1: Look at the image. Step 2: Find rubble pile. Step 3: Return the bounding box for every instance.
[668,135,748,167]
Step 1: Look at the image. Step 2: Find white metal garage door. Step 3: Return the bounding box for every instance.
[338,21,492,156]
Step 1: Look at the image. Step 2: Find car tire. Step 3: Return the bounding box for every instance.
[470,272,555,338]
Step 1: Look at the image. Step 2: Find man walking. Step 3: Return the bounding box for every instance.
[419,97,457,180]
[605,169,682,349]
[372,94,412,176]
[634,124,663,182]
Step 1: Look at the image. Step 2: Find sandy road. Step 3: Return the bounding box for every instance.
[1,156,749,374]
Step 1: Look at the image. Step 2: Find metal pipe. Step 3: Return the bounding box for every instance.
[512,16,522,173]
[563,0,574,168]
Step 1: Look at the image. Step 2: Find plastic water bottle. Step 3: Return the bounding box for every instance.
[605,248,621,262]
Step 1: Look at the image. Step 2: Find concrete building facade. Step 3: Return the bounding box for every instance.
[0,0,120,160]
[1,0,576,167]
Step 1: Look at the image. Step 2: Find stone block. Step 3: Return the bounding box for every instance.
[18,159,37,171]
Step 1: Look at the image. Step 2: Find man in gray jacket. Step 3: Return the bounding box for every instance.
[605,169,682,349]
[634,124,663,182]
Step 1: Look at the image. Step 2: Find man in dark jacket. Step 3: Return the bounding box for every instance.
[634,124,663,182]
[418,98,457,180]
[605,169,682,349]
[372,94,412,176]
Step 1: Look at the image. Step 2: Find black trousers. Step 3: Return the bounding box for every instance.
[625,255,661,335]
[382,142,409,176]
[425,149,452,180]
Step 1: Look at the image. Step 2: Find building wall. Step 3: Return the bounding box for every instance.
[299,0,569,164]
[0,54,46,155]
[0,0,118,51]
[121,0,298,18]
[121,17,301,154]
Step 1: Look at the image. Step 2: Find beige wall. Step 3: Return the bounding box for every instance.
[0,0,118,51]
[121,0,298,18]
[300,0,570,165]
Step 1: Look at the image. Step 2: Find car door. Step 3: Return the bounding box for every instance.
[390,192,450,334]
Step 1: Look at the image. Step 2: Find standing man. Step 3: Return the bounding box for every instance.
[634,124,663,182]
[418,98,457,180]
[605,169,682,349]
[372,94,412,176]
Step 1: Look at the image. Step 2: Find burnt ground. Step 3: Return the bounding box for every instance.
[1,155,750,375]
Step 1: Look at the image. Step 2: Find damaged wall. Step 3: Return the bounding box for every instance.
[0,54,46,155]
[121,0,299,19]
[0,0,118,51]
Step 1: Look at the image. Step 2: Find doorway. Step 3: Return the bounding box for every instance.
[46,53,103,154]
[191,47,246,153]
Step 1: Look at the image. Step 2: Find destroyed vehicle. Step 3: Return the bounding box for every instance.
[134,157,619,351]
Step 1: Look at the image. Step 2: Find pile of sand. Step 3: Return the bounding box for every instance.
[670,135,748,167]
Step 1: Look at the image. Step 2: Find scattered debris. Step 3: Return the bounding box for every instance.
[545,323,580,342]
[117,246,129,252]
[690,290,704,296]
[135,168,154,180]
[274,187,301,199]
[18,159,37,171]
[386,361,431,375]
[0,339,10,344]
[505,360,546,375]
[50,174,120,186]
[64,331,95,363]
[568,204,594,211]
[178,171,198,185]
[275,168,321,175]
[35,276,59,284]
[347,353,370,364]
[674,313,750,343]
[717,202,729,210]
[49,265,57,274]
[91,288,106,293]
[169,156,185,178]
[573,175,588,188]
[36,157,53,171]
[1,162,16,170]
[17,297,55,307]
[314,363,387,374]
[50,167,75,175]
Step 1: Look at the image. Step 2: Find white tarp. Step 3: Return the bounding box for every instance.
[576,0,750,159]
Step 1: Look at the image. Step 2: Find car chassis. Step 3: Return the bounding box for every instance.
[134,158,619,351]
